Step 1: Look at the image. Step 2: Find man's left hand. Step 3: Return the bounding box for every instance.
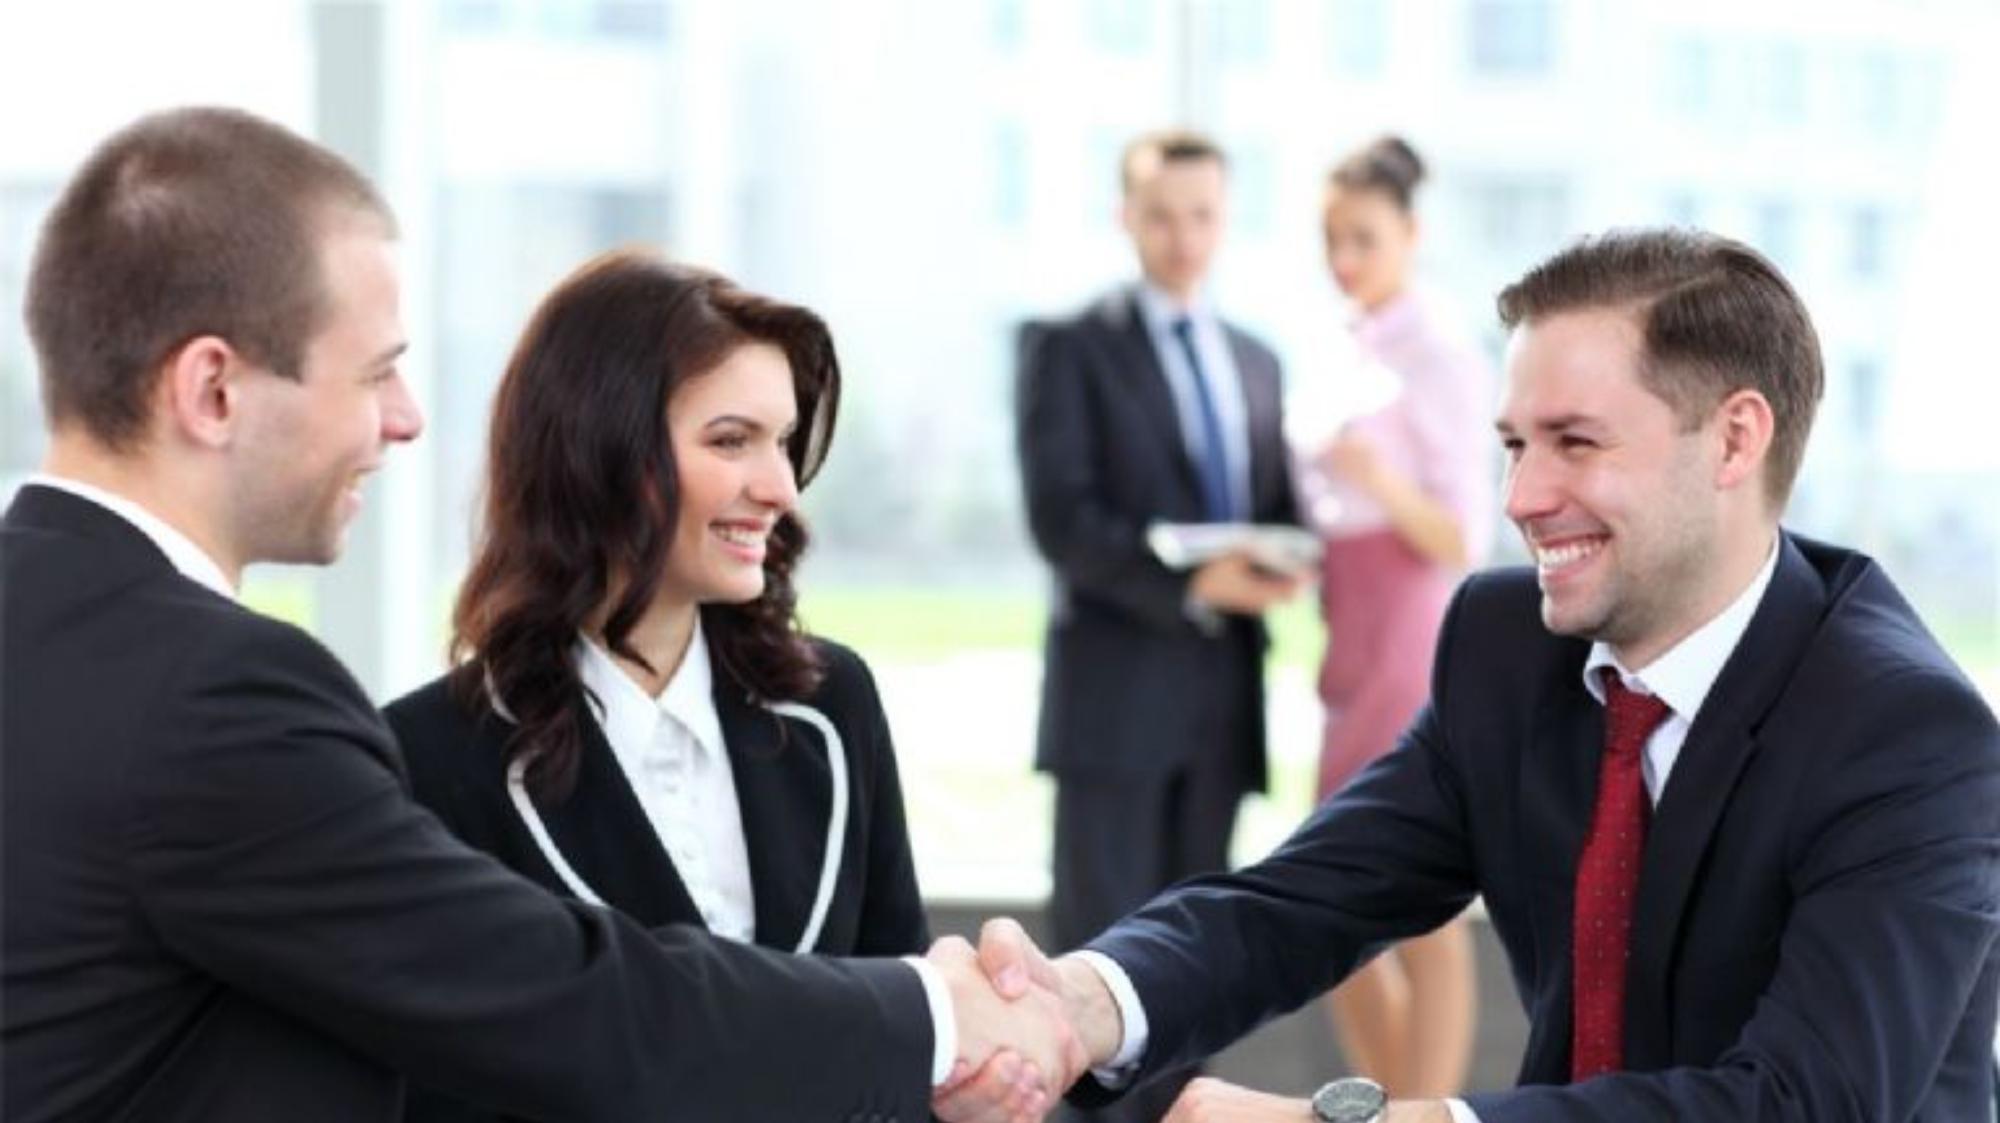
[1163,1078,1453,1122]
[1163,1077,1310,1121]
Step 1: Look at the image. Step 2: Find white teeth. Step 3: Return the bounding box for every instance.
[714,526,764,548]
[1536,540,1601,571]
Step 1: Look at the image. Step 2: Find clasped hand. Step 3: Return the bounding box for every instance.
[927,920,1117,1123]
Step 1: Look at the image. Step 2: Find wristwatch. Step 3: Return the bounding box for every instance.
[1310,1077,1387,1123]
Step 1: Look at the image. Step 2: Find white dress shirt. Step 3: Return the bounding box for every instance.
[1087,537,1783,1119]
[575,620,758,942]
[27,473,235,598]
[579,625,960,1084]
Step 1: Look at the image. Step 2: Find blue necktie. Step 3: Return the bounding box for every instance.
[1170,315,1236,523]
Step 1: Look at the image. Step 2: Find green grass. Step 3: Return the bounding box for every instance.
[239,576,316,630]
[797,583,1328,671]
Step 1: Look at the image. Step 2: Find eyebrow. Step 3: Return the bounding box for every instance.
[701,413,794,432]
[370,342,408,369]
[1495,412,1599,438]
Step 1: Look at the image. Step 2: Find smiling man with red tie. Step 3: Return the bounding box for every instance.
[941,228,2000,1123]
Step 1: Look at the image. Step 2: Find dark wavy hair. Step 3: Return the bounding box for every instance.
[450,249,840,799]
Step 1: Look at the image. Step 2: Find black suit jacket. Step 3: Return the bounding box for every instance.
[1083,534,2000,1121]
[0,485,934,1123]
[384,639,930,1121]
[1017,288,1297,787]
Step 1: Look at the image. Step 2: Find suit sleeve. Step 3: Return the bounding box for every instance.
[1241,338,1301,530]
[122,618,936,1123]
[1071,583,1486,1101]
[1464,669,2000,1122]
[1015,322,1197,634]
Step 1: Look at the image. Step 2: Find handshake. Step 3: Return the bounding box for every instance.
[923,918,1120,1123]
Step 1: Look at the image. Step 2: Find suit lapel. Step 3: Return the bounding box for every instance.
[1227,332,1283,521]
[1623,536,1826,1066]
[713,682,832,952]
[529,713,702,929]
[1515,660,1603,1081]
[1098,291,1205,511]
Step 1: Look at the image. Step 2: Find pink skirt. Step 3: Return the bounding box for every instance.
[1316,529,1453,800]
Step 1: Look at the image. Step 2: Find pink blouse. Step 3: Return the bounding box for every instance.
[1302,290,1495,564]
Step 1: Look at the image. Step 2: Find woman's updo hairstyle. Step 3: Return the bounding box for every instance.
[1329,135,1426,213]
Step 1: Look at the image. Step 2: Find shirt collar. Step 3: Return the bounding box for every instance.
[574,614,726,761]
[28,472,235,599]
[1582,535,1782,720]
[1135,282,1212,335]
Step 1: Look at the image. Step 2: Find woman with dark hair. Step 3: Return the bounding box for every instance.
[1301,136,1491,1098]
[385,250,928,1123]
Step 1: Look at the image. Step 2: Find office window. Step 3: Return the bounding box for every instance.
[994,122,1030,227]
[1847,357,1881,446]
[1663,34,1714,119]
[1086,0,1152,54]
[1754,41,1807,126]
[1855,48,1902,137]
[1664,190,1701,228]
[442,1,668,41]
[1468,0,1556,77]
[1087,128,1126,224]
[1752,198,1796,270]
[1850,205,1887,281]
[1327,0,1389,76]
[1231,141,1276,238]
[0,183,56,480]
[991,0,1026,51]
[1469,173,1570,258]
[1216,0,1272,66]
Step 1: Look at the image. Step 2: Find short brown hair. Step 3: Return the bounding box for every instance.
[451,249,841,800]
[1119,129,1228,196]
[1497,228,1824,506]
[25,106,393,450]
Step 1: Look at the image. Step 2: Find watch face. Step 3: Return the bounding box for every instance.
[1312,1078,1387,1123]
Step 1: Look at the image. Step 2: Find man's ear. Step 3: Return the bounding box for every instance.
[157,335,244,449]
[1713,387,1775,493]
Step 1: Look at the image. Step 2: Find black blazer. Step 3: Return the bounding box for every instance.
[384,639,930,1121]
[1016,288,1297,786]
[0,485,934,1123]
[1081,534,2000,1121]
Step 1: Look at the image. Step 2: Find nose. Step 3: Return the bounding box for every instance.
[382,373,425,444]
[749,446,799,511]
[1502,445,1559,527]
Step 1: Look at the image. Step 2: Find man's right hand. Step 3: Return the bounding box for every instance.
[933,918,1128,1123]
[1188,550,1305,615]
[927,933,1087,1123]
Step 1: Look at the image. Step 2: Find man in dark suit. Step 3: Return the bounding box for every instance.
[1014,129,1303,1123]
[967,229,2000,1122]
[1,106,1074,1123]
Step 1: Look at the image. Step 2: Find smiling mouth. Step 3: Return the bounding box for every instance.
[713,523,769,553]
[1533,536,1606,579]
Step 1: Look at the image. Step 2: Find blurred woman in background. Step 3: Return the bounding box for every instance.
[1303,136,1494,1098]
[385,250,928,1123]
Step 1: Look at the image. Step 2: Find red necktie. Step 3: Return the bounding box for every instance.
[1571,671,1672,1081]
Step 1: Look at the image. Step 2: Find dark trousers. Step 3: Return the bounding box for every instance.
[1050,751,1249,1123]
